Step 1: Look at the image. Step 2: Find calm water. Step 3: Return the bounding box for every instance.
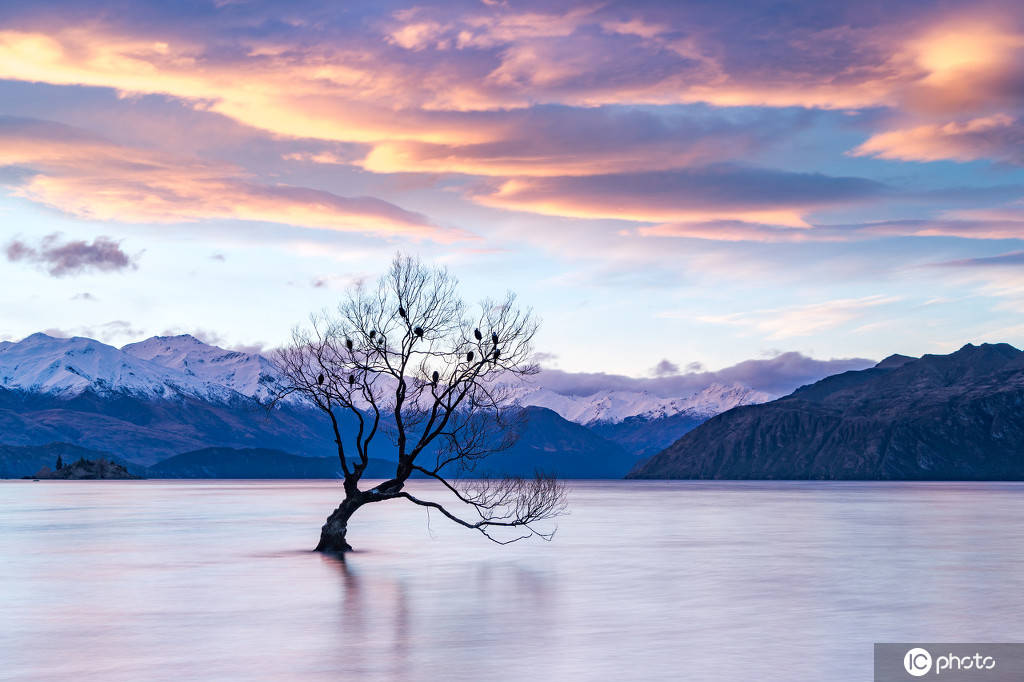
[1,480,1023,681]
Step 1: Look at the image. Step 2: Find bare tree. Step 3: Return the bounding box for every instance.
[272,255,568,553]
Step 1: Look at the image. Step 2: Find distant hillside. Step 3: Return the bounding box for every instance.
[115,411,636,480]
[147,447,398,479]
[464,406,638,478]
[1,405,635,480]
[147,408,634,479]
[590,411,707,458]
[0,332,791,466]
[630,343,1024,480]
[0,387,341,465]
[0,442,131,478]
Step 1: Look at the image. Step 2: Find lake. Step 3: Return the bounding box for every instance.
[1,480,1022,681]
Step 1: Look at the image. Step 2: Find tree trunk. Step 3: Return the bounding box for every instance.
[315,498,361,553]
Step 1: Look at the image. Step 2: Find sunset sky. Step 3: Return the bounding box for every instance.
[2,0,1024,379]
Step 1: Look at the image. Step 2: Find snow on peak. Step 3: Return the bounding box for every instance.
[122,335,279,402]
[0,332,278,402]
[0,333,202,398]
[515,382,773,424]
[0,331,768,423]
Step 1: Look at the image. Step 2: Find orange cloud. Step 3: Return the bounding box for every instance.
[852,115,1023,163]
[0,11,1020,185]
[358,107,790,176]
[0,29,491,145]
[470,167,883,227]
[906,22,1024,111]
[0,15,1014,141]
[0,119,461,241]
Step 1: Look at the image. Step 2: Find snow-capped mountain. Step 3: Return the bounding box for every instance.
[122,335,281,402]
[0,333,269,402]
[0,332,771,424]
[514,383,773,425]
[0,331,780,470]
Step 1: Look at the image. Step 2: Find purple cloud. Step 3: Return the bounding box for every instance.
[6,233,138,277]
[536,351,875,398]
[650,359,680,377]
[474,165,887,226]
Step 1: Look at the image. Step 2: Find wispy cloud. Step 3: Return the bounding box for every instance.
[692,295,901,339]
[472,165,885,227]
[930,251,1024,267]
[638,216,1024,243]
[359,106,806,176]
[0,117,461,242]
[852,115,1024,164]
[43,319,144,342]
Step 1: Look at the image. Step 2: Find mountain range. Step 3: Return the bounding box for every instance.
[0,332,770,477]
[630,343,1024,480]
[6,333,1017,480]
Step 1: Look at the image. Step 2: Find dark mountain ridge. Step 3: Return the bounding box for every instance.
[0,387,339,464]
[0,401,636,478]
[629,343,1024,480]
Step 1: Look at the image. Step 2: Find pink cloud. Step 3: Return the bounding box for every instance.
[470,166,884,227]
[0,118,462,242]
[852,115,1024,164]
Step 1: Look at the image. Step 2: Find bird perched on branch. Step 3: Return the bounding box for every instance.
[346,338,353,350]
[474,328,482,341]
[414,326,424,337]
[348,375,355,385]
[317,373,324,385]
[466,351,474,362]
[369,330,376,340]
[399,306,407,318]
[431,370,439,387]
[491,332,499,345]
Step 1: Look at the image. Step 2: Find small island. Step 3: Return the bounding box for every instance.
[25,456,143,480]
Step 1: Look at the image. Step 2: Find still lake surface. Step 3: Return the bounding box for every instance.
[1,480,1023,681]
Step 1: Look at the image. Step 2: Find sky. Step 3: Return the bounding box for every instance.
[2,0,1024,383]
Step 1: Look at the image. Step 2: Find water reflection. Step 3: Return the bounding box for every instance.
[1,480,1023,681]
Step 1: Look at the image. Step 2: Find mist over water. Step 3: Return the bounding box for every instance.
[2,480,1023,681]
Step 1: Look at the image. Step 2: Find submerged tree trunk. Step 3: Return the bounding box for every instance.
[315,498,361,553]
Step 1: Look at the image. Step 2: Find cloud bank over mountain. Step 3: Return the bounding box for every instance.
[534,352,875,398]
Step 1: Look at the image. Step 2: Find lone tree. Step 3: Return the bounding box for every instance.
[273,255,567,553]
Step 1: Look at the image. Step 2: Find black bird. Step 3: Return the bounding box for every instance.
[474,328,482,341]
[431,370,439,386]
[398,306,407,318]
[491,332,498,345]
[414,326,424,337]
[466,351,474,362]
[493,348,500,360]
[346,338,353,350]
[348,375,355,385]
[369,330,377,340]
[317,373,324,385]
